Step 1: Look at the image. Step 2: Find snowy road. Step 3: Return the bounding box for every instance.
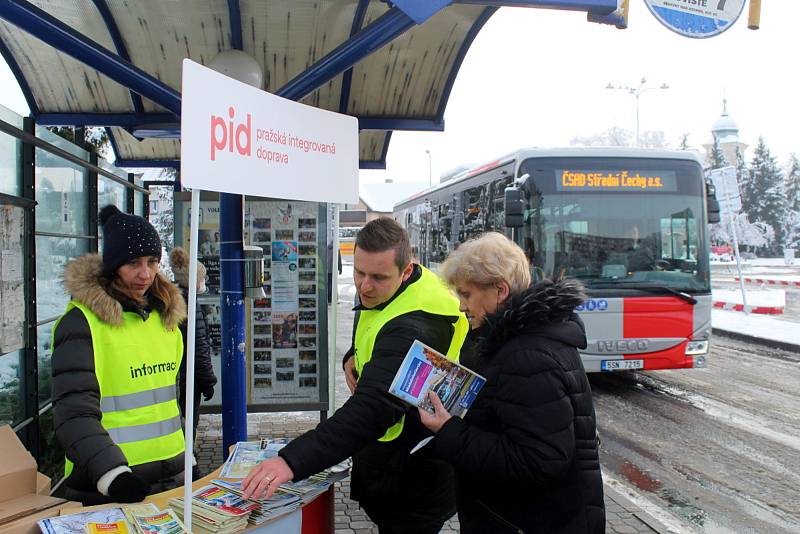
[593,335,800,533]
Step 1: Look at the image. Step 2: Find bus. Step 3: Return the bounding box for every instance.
[394,147,718,372]
[338,225,362,257]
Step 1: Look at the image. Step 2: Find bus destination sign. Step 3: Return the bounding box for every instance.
[557,170,678,193]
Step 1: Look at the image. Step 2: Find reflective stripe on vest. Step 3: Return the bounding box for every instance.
[56,300,185,477]
[354,266,469,442]
[100,384,177,413]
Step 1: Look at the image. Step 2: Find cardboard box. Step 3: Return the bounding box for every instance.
[0,425,78,532]
[0,501,81,534]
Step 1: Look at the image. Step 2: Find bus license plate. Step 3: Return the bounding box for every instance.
[602,359,644,371]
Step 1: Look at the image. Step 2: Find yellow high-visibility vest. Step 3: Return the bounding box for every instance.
[354,266,468,442]
[56,301,185,477]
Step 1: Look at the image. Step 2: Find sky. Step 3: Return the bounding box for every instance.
[0,2,798,188]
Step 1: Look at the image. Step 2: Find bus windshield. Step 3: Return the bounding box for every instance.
[518,157,710,293]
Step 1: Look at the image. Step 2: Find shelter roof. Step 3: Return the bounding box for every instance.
[0,1,619,169]
[0,0,494,168]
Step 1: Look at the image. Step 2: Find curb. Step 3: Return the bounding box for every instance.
[712,301,784,315]
[735,276,800,287]
[712,328,800,353]
[602,484,672,534]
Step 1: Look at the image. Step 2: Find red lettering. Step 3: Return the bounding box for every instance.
[210,107,252,160]
[210,114,227,161]
[236,114,251,156]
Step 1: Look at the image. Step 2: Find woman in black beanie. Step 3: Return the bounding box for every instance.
[51,205,187,505]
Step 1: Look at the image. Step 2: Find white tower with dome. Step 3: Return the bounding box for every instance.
[703,99,748,165]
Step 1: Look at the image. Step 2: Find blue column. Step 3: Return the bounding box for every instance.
[219,192,247,457]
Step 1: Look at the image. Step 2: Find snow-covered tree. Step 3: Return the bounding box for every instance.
[571,126,633,147]
[746,137,785,254]
[785,154,800,248]
[678,133,690,150]
[706,136,728,170]
[638,130,669,149]
[148,169,176,274]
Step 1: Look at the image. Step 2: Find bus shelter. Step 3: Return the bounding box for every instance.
[0,0,621,490]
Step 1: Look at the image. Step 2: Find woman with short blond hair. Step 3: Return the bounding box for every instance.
[420,232,605,534]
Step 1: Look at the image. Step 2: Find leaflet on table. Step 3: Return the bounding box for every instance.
[219,438,291,478]
[191,484,260,516]
[211,479,301,510]
[39,509,128,534]
[389,340,486,418]
[128,509,186,534]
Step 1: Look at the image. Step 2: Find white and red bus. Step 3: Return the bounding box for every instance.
[394,148,718,372]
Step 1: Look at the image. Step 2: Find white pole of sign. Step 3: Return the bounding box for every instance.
[729,214,749,314]
[183,188,200,531]
[329,204,340,413]
[719,176,749,314]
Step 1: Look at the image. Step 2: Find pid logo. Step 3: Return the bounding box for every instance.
[210,106,251,161]
[576,299,608,312]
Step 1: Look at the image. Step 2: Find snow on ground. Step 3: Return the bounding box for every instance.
[712,288,785,307]
[712,309,800,346]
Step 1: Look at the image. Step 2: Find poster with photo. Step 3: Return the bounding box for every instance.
[246,200,326,405]
[177,201,222,295]
[174,194,328,410]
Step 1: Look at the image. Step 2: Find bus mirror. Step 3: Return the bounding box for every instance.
[504,187,524,228]
[707,197,721,224]
[706,181,721,224]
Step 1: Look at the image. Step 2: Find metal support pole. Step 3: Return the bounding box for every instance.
[220,192,247,456]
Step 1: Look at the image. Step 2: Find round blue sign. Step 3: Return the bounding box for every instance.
[644,0,745,39]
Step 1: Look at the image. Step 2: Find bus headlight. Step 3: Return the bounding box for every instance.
[686,340,709,355]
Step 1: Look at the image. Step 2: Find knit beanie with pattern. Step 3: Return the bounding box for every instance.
[99,205,162,278]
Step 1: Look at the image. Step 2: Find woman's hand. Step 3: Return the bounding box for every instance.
[418,391,452,433]
[241,457,294,501]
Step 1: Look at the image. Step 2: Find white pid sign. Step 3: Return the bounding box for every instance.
[708,166,741,214]
[181,59,359,204]
[644,0,746,38]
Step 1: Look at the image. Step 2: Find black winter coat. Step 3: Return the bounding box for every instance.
[52,254,187,504]
[177,286,217,408]
[279,266,459,528]
[434,279,605,534]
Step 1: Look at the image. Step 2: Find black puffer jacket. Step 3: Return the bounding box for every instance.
[279,265,459,527]
[52,254,187,503]
[177,286,217,407]
[434,279,605,534]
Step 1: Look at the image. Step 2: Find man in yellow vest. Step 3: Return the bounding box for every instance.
[243,217,468,533]
[52,205,186,505]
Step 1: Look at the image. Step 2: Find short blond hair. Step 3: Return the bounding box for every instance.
[441,232,531,293]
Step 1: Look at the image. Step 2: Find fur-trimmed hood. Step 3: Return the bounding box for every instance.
[478,278,588,358]
[63,253,186,330]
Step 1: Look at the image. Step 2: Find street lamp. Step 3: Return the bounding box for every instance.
[606,77,669,146]
[425,149,432,187]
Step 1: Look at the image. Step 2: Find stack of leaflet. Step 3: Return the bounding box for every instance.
[169,485,256,534]
[210,480,301,525]
[277,461,351,505]
[38,504,186,534]
[219,439,290,479]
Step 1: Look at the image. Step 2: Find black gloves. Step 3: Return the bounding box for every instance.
[108,472,150,503]
[201,385,215,401]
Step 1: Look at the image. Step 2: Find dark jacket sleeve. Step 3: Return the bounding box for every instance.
[279,311,454,480]
[178,291,217,396]
[52,308,128,484]
[192,306,216,388]
[434,345,576,487]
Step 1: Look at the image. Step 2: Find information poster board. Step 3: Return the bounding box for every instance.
[0,203,25,354]
[174,192,329,410]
